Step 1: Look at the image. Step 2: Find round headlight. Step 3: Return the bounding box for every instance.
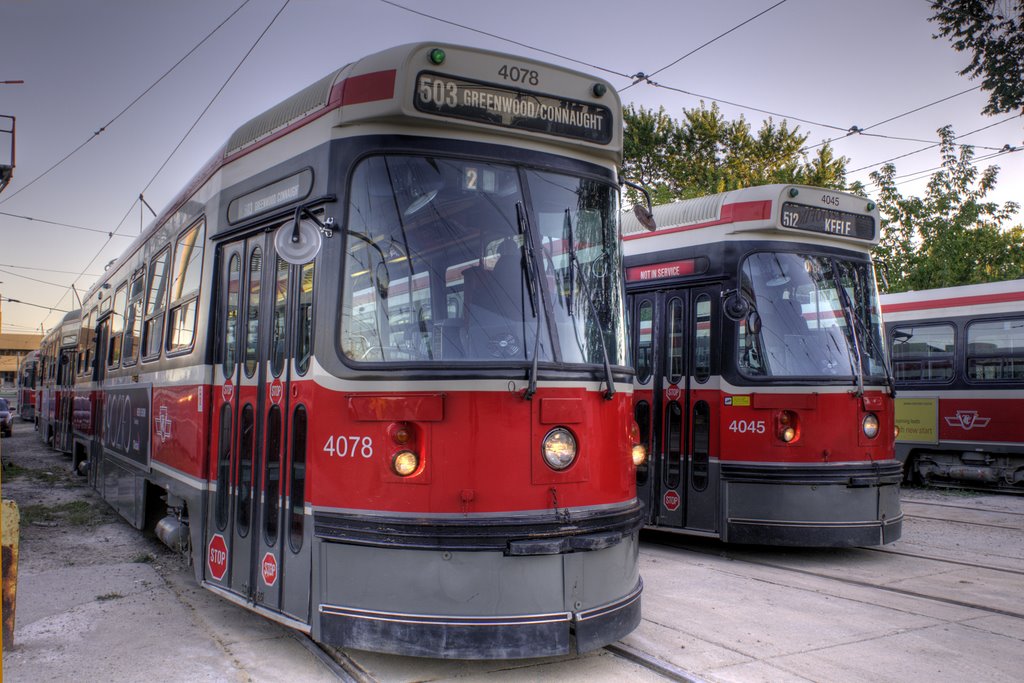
[542,427,577,470]
[631,443,647,467]
[392,450,419,476]
[894,424,901,439]
[863,413,880,439]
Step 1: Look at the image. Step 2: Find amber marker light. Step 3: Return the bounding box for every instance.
[894,424,901,439]
[392,450,419,477]
[390,422,412,445]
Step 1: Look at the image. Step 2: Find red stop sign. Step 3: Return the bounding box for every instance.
[663,490,681,511]
[262,552,278,587]
[207,534,228,581]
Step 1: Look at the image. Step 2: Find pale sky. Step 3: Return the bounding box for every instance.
[1,0,1021,335]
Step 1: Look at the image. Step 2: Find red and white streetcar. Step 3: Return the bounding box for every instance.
[622,184,903,546]
[37,309,80,453]
[881,278,1024,491]
[57,42,644,658]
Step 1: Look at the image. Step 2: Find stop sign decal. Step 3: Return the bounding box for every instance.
[207,534,228,581]
[262,552,278,587]
[663,490,681,511]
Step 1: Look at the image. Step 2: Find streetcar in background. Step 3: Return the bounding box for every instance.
[622,184,903,546]
[16,349,39,421]
[63,42,643,658]
[37,309,80,452]
[880,279,1024,491]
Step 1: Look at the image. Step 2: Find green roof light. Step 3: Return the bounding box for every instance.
[592,83,607,97]
[867,201,876,211]
[789,187,800,198]
[429,48,446,66]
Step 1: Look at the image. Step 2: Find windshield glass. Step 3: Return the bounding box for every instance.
[737,252,887,381]
[340,155,625,366]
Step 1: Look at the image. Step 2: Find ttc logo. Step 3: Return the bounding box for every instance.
[944,410,991,431]
[155,405,173,443]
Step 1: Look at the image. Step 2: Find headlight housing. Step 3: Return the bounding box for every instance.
[863,413,880,439]
[542,427,577,470]
[391,450,420,476]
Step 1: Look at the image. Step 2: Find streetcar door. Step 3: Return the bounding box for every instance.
[206,229,313,625]
[631,286,720,533]
[206,236,260,600]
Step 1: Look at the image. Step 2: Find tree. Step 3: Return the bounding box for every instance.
[870,125,1024,292]
[622,103,852,205]
[930,0,1024,114]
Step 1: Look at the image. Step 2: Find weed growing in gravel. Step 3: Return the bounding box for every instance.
[20,500,111,526]
[133,553,155,563]
[96,592,123,601]
[1,462,63,485]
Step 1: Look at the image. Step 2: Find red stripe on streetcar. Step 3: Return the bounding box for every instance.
[338,69,397,106]
[623,200,772,241]
[880,289,1024,314]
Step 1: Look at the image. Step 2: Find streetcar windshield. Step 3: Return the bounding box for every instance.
[737,252,887,381]
[340,155,625,366]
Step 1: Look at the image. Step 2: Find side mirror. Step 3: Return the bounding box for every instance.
[723,292,750,321]
[621,179,657,231]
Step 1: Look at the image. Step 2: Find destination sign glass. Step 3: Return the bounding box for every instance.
[414,72,613,144]
[228,169,313,224]
[780,202,875,241]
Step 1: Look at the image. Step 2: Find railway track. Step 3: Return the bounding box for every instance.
[305,633,707,682]
[643,532,1024,624]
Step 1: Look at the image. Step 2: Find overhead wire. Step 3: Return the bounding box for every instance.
[375,0,633,79]
[0,0,255,207]
[622,0,790,90]
[41,0,293,327]
[847,113,1023,174]
[0,210,131,237]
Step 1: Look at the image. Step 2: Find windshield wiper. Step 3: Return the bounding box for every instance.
[829,260,865,397]
[516,202,543,400]
[565,208,615,400]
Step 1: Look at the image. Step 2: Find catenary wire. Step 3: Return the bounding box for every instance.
[0,0,254,206]
[622,0,789,90]
[41,0,293,328]
[376,0,633,79]
[0,210,131,237]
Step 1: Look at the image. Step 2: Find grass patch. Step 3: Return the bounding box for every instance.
[96,592,123,602]
[132,553,154,564]
[20,500,110,527]
[1,462,63,485]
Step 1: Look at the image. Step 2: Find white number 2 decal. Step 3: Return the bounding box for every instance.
[324,435,374,458]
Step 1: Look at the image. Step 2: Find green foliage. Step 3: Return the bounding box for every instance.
[930,0,1024,115]
[870,125,1023,292]
[622,103,851,205]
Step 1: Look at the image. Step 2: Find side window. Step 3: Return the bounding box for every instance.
[222,254,241,376]
[244,247,263,378]
[167,220,205,354]
[967,318,1024,381]
[296,262,314,375]
[890,323,955,382]
[108,282,128,369]
[215,403,232,531]
[123,270,146,367]
[270,257,289,377]
[143,248,170,360]
[288,406,308,552]
[635,299,653,384]
[667,298,684,384]
[79,308,96,377]
[694,294,711,383]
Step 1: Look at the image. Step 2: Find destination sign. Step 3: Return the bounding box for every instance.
[780,202,875,241]
[228,169,313,224]
[414,72,613,144]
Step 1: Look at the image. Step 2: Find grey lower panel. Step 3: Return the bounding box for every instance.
[724,479,903,547]
[315,535,642,658]
[318,580,643,659]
